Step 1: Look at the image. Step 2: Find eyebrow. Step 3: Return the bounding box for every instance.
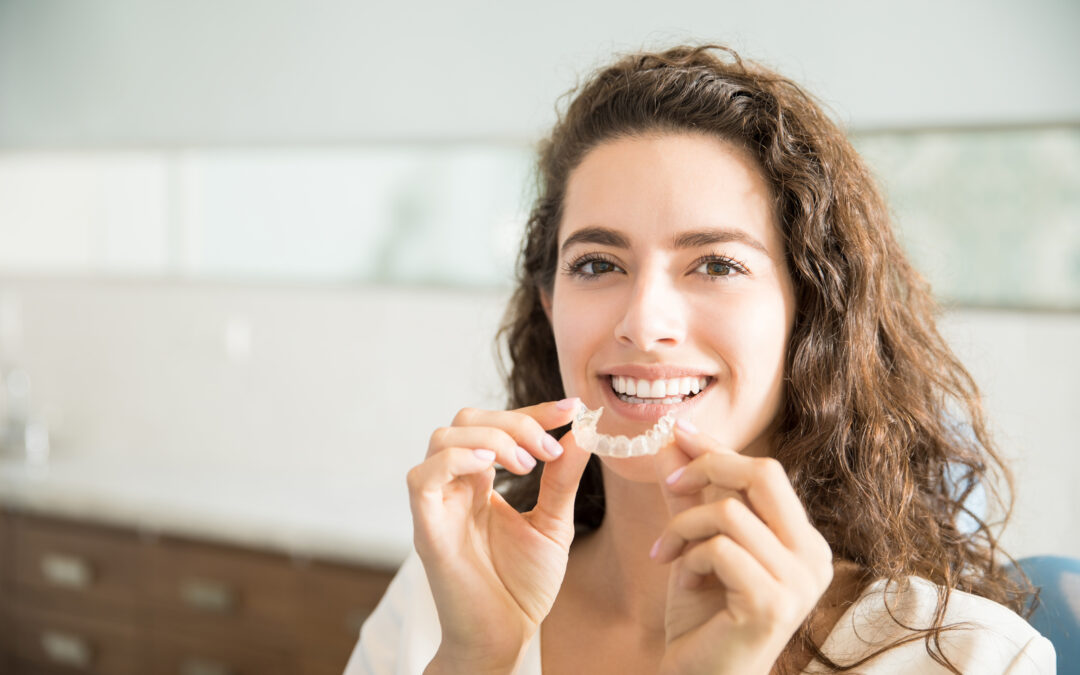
[559,226,771,257]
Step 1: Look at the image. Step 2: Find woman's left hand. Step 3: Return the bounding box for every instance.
[651,421,835,675]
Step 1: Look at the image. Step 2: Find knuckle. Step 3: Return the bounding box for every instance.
[752,457,787,487]
[818,534,834,564]
[820,560,835,587]
[767,597,800,626]
[428,426,451,448]
[451,407,476,426]
[708,534,734,559]
[405,465,423,493]
[513,414,544,441]
[716,496,743,521]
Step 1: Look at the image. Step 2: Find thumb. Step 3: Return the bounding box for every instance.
[530,429,592,544]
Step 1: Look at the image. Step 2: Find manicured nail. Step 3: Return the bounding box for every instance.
[542,434,564,458]
[650,537,662,559]
[676,418,698,434]
[473,449,496,463]
[516,446,537,471]
[556,397,579,411]
[665,466,686,485]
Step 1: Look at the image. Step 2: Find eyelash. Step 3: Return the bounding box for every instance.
[561,252,750,281]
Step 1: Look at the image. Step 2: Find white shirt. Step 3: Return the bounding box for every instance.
[345,551,1055,674]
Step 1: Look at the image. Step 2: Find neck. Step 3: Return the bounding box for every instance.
[570,461,671,634]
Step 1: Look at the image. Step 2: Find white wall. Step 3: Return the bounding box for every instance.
[1,0,1078,147]
[0,1,1075,561]
[1,277,1076,560]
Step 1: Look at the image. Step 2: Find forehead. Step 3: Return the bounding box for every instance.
[559,132,781,255]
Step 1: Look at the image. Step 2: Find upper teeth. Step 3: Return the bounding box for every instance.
[610,376,708,398]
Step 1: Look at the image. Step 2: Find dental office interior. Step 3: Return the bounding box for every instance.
[0,0,1078,673]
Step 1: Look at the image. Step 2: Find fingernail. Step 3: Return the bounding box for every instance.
[650,537,662,559]
[516,446,537,471]
[665,466,686,485]
[676,418,698,434]
[556,397,579,411]
[473,449,496,463]
[542,434,564,458]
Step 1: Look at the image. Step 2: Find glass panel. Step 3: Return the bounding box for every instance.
[0,153,169,274]
[177,146,532,286]
[853,127,1080,309]
[0,128,1076,308]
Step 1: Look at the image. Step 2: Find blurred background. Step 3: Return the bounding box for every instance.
[0,0,1077,672]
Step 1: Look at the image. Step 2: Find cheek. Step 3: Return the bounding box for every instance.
[700,292,792,411]
[550,289,609,392]
[702,292,789,359]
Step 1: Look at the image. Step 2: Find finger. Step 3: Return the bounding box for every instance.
[511,397,582,430]
[668,428,809,550]
[428,425,541,474]
[652,497,801,586]
[450,398,580,465]
[654,423,698,517]
[531,434,593,541]
[679,535,779,606]
[407,448,498,551]
[407,447,498,503]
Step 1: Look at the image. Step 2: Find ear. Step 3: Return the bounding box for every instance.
[540,288,553,323]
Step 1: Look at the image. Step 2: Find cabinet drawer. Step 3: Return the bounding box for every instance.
[147,631,292,675]
[9,604,141,674]
[1,507,10,587]
[296,560,394,654]
[147,537,299,641]
[12,514,145,619]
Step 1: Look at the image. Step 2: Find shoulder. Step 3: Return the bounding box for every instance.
[344,551,442,675]
[813,576,1055,673]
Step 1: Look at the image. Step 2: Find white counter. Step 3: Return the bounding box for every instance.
[0,455,414,569]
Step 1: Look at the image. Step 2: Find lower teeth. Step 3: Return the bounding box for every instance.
[616,392,692,405]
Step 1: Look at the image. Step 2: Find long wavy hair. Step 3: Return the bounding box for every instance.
[494,44,1034,672]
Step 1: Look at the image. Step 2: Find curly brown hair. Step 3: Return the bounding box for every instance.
[494,44,1035,672]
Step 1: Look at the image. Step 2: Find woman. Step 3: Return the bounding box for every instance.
[347,45,1054,673]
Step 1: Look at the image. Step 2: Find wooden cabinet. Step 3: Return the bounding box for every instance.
[0,508,396,674]
[1,507,11,674]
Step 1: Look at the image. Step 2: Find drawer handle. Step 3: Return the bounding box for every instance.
[40,552,93,589]
[180,578,236,613]
[180,657,234,675]
[41,629,93,668]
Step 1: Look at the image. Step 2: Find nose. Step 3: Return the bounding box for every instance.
[614,269,687,351]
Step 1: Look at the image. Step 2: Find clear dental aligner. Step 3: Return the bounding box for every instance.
[571,403,676,457]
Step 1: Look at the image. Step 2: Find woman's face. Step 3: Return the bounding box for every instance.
[544,132,796,481]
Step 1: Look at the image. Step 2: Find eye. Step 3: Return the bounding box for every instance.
[581,259,617,275]
[562,253,624,279]
[692,254,748,280]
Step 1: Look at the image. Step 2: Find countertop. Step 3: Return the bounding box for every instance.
[0,455,413,569]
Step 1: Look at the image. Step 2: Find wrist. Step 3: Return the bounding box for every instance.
[426,643,526,675]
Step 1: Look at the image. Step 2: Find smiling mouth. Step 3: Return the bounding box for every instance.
[608,375,711,405]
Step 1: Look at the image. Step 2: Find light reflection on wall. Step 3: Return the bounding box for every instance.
[1,127,1077,309]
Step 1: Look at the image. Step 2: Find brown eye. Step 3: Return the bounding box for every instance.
[704,261,733,276]
[692,255,747,280]
[584,260,617,275]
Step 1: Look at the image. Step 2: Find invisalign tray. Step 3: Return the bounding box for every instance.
[571,402,676,457]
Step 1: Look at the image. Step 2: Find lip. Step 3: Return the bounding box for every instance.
[599,373,710,424]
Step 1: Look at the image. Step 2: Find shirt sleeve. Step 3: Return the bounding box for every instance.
[1002,635,1057,674]
[343,552,442,675]
[811,577,1057,674]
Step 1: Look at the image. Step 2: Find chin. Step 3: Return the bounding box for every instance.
[597,454,663,484]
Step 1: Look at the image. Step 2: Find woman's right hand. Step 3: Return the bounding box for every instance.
[407,398,591,675]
